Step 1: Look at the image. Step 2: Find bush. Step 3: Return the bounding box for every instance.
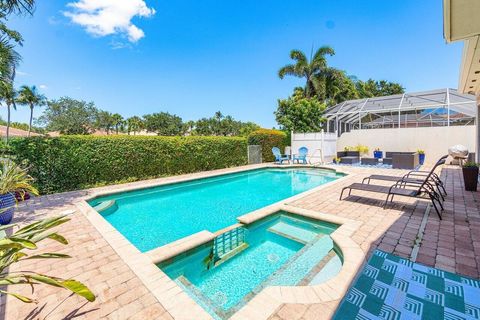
[248,129,288,162]
[8,135,247,194]
[354,144,369,155]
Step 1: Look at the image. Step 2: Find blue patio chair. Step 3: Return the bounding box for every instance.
[272,147,289,164]
[293,147,308,164]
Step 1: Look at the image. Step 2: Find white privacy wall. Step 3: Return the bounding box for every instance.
[291,132,337,163]
[337,126,476,164]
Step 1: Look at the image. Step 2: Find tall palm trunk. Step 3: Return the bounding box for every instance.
[6,102,11,142]
[28,103,34,137]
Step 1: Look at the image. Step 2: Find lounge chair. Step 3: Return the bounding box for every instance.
[362,156,448,199]
[272,147,290,164]
[340,167,444,219]
[292,147,308,164]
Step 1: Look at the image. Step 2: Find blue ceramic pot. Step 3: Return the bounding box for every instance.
[0,193,16,225]
[419,154,425,165]
[374,151,383,159]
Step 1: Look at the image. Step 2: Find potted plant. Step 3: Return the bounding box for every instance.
[373,148,383,159]
[354,144,369,156]
[0,160,39,225]
[462,162,479,191]
[417,150,426,165]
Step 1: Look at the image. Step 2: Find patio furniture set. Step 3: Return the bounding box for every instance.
[336,151,420,169]
[340,155,448,219]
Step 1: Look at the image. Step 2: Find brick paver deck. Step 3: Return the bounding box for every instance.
[0,165,478,319]
[269,166,480,320]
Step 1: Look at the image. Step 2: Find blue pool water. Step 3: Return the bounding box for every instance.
[88,168,342,252]
[160,213,341,319]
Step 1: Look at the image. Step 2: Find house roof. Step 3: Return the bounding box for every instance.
[0,125,41,137]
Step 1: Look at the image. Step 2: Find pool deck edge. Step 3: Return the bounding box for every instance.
[74,163,361,320]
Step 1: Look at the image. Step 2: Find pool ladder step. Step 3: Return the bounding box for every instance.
[213,227,247,261]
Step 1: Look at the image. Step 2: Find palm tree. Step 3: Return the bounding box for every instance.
[17,85,45,136]
[0,36,20,82]
[0,81,17,141]
[111,113,124,134]
[127,116,143,135]
[278,46,335,98]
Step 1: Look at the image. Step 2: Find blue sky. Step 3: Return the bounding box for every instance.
[0,0,463,128]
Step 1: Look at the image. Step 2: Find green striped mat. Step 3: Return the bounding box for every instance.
[333,250,480,320]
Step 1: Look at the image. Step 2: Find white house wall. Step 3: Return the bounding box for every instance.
[337,126,476,164]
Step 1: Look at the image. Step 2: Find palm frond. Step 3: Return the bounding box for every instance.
[0,37,20,82]
[0,160,39,195]
[313,46,335,62]
[289,50,308,64]
[278,65,299,79]
[0,0,35,16]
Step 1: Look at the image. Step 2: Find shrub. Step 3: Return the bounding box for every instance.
[354,144,369,155]
[8,135,247,194]
[463,162,479,168]
[248,129,288,162]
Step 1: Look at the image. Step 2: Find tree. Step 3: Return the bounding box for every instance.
[111,113,123,134]
[143,112,183,136]
[275,88,327,133]
[38,97,98,135]
[189,112,258,136]
[324,70,359,106]
[126,116,143,135]
[0,81,16,141]
[95,110,114,134]
[278,46,335,98]
[17,85,46,137]
[238,122,260,137]
[355,79,404,98]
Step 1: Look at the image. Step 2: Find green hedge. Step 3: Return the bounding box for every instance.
[247,129,288,162]
[8,136,248,194]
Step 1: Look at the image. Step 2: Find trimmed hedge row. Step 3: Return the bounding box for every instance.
[247,129,288,162]
[8,136,248,194]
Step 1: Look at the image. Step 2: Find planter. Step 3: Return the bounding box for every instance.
[419,154,426,165]
[373,151,383,159]
[462,166,479,191]
[0,193,16,225]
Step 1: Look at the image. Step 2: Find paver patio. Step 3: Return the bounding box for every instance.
[1,164,478,320]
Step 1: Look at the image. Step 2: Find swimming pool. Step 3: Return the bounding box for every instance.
[160,213,341,319]
[88,168,343,252]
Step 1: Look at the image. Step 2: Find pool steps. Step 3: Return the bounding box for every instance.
[93,200,118,215]
[267,221,319,244]
[265,235,334,286]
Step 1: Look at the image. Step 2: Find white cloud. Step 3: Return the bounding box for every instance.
[64,0,155,43]
[39,84,48,90]
[16,71,29,76]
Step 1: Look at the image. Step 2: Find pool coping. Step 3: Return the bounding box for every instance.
[75,164,362,320]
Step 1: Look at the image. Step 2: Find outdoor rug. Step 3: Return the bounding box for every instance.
[333,250,480,320]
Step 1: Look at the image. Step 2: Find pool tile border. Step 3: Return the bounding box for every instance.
[75,164,363,320]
